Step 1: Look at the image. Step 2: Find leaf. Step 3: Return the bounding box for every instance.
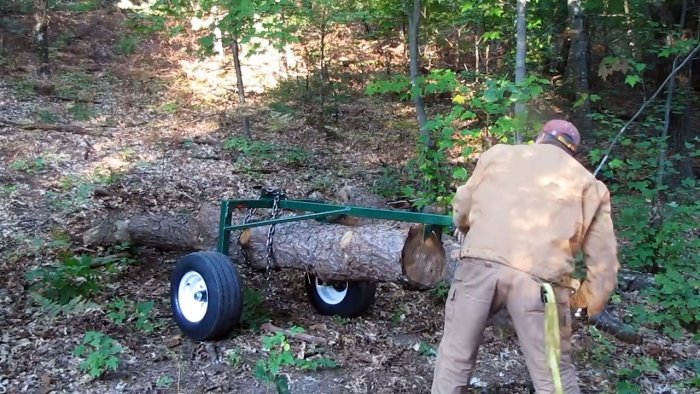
[625,75,642,88]
[453,167,468,180]
[452,94,466,105]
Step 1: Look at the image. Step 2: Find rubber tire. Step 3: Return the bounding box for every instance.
[170,252,243,341]
[305,274,377,318]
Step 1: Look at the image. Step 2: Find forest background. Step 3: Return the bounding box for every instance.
[0,0,698,393]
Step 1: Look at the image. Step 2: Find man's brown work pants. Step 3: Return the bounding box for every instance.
[431,258,581,394]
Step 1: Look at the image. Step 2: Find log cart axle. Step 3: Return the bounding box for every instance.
[171,188,454,340]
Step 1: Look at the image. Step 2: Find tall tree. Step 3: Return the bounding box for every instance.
[406,0,430,147]
[567,0,591,136]
[33,0,49,76]
[230,36,251,139]
[514,0,527,143]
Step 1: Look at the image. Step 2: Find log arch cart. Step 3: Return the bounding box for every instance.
[170,188,453,340]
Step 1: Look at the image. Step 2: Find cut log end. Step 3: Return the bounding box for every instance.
[401,225,447,290]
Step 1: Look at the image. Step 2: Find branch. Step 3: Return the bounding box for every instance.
[590,309,642,344]
[0,119,105,137]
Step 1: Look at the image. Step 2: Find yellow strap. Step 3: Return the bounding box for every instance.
[542,283,564,394]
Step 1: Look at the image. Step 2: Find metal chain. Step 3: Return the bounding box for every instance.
[264,189,285,279]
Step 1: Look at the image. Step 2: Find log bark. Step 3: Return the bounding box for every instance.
[83,204,221,251]
[239,221,448,289]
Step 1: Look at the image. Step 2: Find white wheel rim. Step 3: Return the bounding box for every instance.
[315,278,348,305]
[178,271,208,323]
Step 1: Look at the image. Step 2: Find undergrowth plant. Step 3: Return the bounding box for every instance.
[26,243,133,306]
[107,298,161,332]
[241,288,271,330]
[590,117,699,339]
[27,254,104,304]
[73,331,123,378]
[254,329,338,393]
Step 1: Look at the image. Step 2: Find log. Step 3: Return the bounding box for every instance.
[83,204,221,251]
[0,118,105,137]
[239,220,448,289]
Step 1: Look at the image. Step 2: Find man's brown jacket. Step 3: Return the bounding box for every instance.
[452,143,620,316]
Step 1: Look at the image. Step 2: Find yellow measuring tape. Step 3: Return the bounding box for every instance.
[542,283,564,394]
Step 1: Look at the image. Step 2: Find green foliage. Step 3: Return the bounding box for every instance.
[282,148,310,167]
[70,103,94,121]
[156,375,174,388]
[368,69,548,206]
[417,341,437,357]
[160,101,178,114]
[254,330,338,392]
[371,166,403,198]
[123,13,170,37]
[430,281,450,302]
[11,157,47,174]
[225,137,276,158]
[27,254,103,304]
[107,298,159,332]
[115,36,140,55]
[64,0,101,13]
[56,72,95,100]
[332,315,351,325]
[30,293,100,318]
[1,184,19,196]
[27,246,133,305]
[73,331,122,378]
[241,287,270,330]
[37,109,61,123]
[224,137,310,169]
[93,167,123,185]
[227,350,242,368]
[580,326,616,367]
[594,132,699,338]
[615,356,660,393]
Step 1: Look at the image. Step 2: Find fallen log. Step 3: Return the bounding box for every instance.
[239,221,448,289]
[83,204,221,250]
[0,118,104,137]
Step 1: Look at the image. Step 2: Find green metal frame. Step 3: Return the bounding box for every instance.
[217,195,454,256]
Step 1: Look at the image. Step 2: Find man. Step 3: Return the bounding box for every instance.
[431,119,620,394]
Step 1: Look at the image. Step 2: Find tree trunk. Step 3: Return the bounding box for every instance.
[33,0,49,76]
[514,0,527,143]
[406,0,430,147]
[567,0,592,136]
[231,37,252,139]
[623,0,639,59]
[318,20,333,139]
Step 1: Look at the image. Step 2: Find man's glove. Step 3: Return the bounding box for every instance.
[570,281,606,318]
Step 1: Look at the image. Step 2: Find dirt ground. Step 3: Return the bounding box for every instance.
[0,7,697,394]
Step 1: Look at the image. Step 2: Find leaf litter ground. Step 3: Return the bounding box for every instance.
[0,9,697,394]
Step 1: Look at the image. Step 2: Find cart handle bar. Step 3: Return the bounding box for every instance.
[216,198,454,255]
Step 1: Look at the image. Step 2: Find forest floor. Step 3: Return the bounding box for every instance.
[1,7,698,394]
